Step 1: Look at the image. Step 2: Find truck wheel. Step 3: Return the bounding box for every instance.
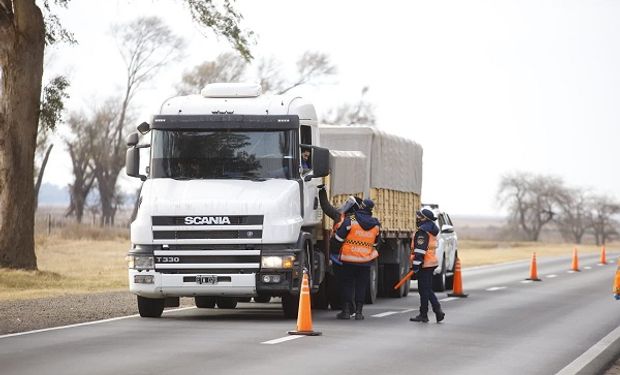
[195,296,216,308]
[282,294,299,319]
[137,296,165,318]
[216,297,238,309]
[365,259,378,304]
[253,296,271,303]
[432,255,447,292]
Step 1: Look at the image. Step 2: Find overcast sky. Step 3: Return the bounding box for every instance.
[42,0,620,216]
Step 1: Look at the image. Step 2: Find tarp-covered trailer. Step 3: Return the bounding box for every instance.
[318,125,423,304]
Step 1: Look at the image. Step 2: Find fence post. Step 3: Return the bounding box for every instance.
[47,213,51,235]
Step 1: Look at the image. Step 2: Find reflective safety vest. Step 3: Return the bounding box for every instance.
[423,234,438,268]
[340,220,380,263]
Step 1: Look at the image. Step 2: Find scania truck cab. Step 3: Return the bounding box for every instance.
[125,83,330,318]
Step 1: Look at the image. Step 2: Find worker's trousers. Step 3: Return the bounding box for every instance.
[338,263,370,308]
[417,266,440,315]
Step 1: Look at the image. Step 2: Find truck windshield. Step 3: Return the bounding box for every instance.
[150,129,296,180]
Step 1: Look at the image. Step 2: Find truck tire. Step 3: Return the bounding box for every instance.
[385,240,409,298]
[365,259,378,304]
[282,294,299,319]
[195,296,216,308]
[432,255,447,292]
[137,296,165,318]
[253,296,271,303]
[216,297,238,309]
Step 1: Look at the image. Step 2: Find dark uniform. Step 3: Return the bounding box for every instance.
[333,199,380,320]
[410,208,445,323]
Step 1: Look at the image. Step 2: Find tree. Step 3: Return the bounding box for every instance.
[555,187,590,244]
[498,172,564,241]
[0,0,253,269]
[322,86,376,125]
[258,51,336,94]
[64,112,96,224]
[589,194,620,246]
[35,75,70,208]
[177,52,247,94]
[88,16,185,226]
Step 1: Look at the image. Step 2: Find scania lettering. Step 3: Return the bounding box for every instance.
[184,216,232,225]
[125,83,427,318]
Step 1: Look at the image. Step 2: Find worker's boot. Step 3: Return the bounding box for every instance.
[354,302,364,320]
[434,307,445,323]
[410,313,429,322]
[336,303,351,320]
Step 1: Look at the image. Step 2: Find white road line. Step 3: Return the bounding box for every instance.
[556,325,620,375]
[486,286,507,291]
[521,280,533,284]
[261,335,305,345]
[399,308,417,314]
[547,274,558,278]
[0,306,196,340]
[372,311,399,318]
[584,266,592,270]
[439,297,460,302]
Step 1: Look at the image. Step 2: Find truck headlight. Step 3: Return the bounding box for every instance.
[127,254,154,270]
[261,255,295,269]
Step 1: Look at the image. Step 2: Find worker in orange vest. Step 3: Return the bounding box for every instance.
[410,208,445,323]
[332,198,381,320]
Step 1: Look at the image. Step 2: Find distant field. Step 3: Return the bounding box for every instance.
[458,240,615,267]
[0,236,616,301]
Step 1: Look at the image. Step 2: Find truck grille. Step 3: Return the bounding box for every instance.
[151,215,264,274]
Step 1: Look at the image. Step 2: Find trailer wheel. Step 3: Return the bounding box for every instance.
[365,259,378,304]
[216,297,238,309]
[326,271,342,310]
[195,296,216,308]
[312,279,329,309]
[282,294,299,319]
[137,296,164,318]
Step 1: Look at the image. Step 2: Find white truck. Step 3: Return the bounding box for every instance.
[125,83,425,318]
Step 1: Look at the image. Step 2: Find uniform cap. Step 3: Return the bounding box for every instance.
[361,198,375,211]
[416,208,436,221]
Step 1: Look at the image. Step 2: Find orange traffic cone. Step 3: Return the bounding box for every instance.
[600,245,608,265]
[448,258,468,298]
[570,247,580,272]
[614,259,620,300]
[526,252,542,281]
[288,270,321,336]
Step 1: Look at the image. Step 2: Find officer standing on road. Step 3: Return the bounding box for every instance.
[332,198,381,320]
[410,208,445,323]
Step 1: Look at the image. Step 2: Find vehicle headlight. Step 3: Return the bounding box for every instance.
[261,255,295,269]
[127,254,154,270]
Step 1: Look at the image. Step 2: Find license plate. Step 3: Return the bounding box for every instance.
[196,275,218,285]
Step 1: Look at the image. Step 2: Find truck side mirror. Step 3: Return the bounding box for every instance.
[126,147,146,181]
[137,122,150,135]
[127,132,139,147]
[303,146,330,181]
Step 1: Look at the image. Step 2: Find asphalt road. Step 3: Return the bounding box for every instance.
[1,253,619,375]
